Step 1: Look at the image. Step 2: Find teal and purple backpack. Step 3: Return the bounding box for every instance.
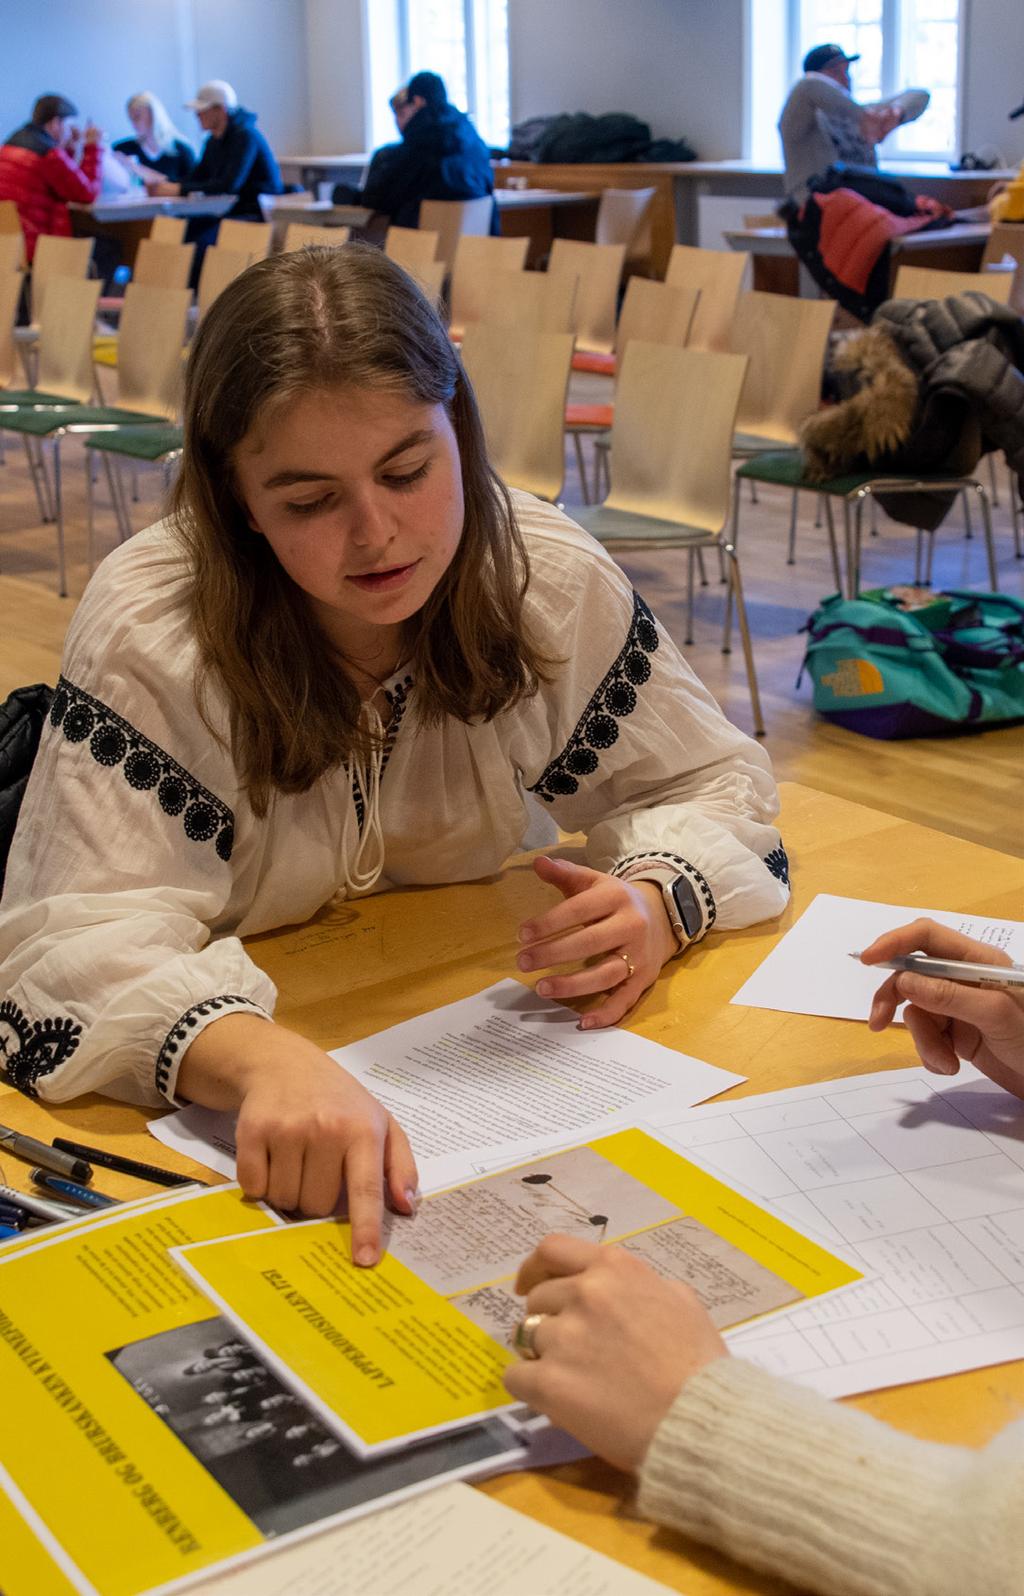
[800,588,1024,737]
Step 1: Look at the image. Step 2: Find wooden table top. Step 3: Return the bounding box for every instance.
[2,781,1023,1594]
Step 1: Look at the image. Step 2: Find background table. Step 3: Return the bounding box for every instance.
[2,782,1022,1593]
[70,193,237,269]
[725,220,994,297]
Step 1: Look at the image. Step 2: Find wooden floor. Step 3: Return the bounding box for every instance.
[1,427,1022,857]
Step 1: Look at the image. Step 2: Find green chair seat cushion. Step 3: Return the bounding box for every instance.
[735,451,876,495]
[0,390,85,407]
[84,425,183,461]
[572,504,715,546]
[0,406,162,437]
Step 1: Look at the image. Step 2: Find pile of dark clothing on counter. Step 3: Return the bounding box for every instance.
[800,292,1024,529]
[504,112,695,165]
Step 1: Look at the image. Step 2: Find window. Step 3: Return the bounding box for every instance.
[364,0,510,154]
[748,0,962,164]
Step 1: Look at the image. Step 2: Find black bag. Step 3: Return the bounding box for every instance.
[0,683,53,893]
[535,113,653,164]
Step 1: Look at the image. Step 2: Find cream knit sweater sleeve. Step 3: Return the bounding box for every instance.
[637,1358,1024,1596]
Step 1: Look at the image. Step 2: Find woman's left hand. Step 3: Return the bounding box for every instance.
[517,857,678,1029]
[504,1235,726,1472]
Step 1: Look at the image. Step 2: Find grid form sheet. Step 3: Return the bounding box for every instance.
[661,1064,1024,1397]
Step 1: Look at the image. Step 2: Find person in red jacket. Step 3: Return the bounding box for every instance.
[0,93,102,262]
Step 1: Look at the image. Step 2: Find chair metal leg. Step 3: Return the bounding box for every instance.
[869,497,878,537]
[722,541,765,737]
[21,434,50,523]
[786,487,798,565]
[130,466,140,503]
[685,547,696,645]
[987,452,999,508]
[723,492,741,655]
[111,456,135,543]
[824,497,842,593]
[913,528,923,584]
[86,446,96,573]
[1011,471,1023,559]
[749,479,758,504]
[974,482,998,591]
[696,547,708,587]
[815,493,824,529]
[925,528,935,585]
[572,434,591,505]
[53,434,67,598]
[962,489,973,540]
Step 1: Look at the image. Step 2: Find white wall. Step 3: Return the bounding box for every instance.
[0,0,310,162]
[960,0,1024,166]
[304,0,370,153]
[507,0,745,160]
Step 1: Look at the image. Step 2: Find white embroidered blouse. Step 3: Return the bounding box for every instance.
[0,493,789,1107]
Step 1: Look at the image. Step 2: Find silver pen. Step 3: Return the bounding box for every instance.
[0,1124,92,1182]
[852,953,1024,990]
[0,1183,82,1223]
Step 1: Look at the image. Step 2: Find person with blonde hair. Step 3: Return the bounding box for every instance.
[0,245,789,1263]
[114,90,194,183]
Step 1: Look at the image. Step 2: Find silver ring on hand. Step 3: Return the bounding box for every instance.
[513,1312,547,1360]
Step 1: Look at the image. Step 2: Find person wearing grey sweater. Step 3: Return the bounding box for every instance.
[507,920,1024,1596]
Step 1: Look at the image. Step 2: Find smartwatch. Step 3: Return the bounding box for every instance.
[661,873,704,947]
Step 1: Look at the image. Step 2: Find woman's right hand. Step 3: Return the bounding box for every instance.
[178,1013,418,1262]
[862,920,1024,1099]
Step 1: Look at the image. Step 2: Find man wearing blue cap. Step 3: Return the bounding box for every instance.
[779,44,929,199]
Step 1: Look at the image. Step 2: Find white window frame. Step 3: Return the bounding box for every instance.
[363,0,509,154]
[746,0,964,166]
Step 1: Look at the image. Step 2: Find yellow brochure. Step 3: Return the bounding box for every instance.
[0,1186,280,1596]
[175,1129,861,1457]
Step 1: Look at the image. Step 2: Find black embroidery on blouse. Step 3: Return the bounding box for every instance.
[0,999,82,1098]
[763,844,790,887]
[154,994,260,1098]
[528,593,660,804]
[612,851,717,934]
[49,676,235,861]
[352,675,413,836]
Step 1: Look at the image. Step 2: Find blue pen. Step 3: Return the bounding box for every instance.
[31,1170,119,1210]
[0,1225,19,1240]
[0,1203,28,1230]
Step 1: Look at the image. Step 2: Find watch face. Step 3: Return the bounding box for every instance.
[670,874,703,941]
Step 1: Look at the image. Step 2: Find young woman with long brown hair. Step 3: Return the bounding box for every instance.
[0,246,789,1262]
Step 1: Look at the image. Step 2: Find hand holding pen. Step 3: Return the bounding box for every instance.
[861,919,1024,1098]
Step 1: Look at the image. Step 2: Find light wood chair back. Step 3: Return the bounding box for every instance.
[0,199,21,236]
[282,223,351,252]
[730,290,835,445]
[460,322,575,501]
[385,226,440,269]
[402,258,446,308]
[195,246,256,321]
[595,186,656,264]
[449,234,529,336]
[116,283,191,417]
[892,263,1016,305]
[149,215,187,245]
[131,238,195,291]
[606,342,748,534]
[982,223,1024,271]
[0,234,24,275]
[548,239,626,355]
[216,218,273,258]
[35,275,102,402]
[665,244,747,352]
[0,269,22,389]
[471,268,577,333]
[30,234,94,322]
[615,278,699,356]
[419,196,494,270]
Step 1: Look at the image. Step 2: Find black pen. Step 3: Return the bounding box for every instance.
[51,1138,198,1188]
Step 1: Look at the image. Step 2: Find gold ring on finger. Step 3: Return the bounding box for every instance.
[619,950,636,981]
[513,1312,547,1360]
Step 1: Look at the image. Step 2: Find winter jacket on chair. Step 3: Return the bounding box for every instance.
[0,123,101,261]
[800,291,1024,530]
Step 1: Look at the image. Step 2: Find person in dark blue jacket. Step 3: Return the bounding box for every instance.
[141,80,282,253]
[335,71,495,230]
